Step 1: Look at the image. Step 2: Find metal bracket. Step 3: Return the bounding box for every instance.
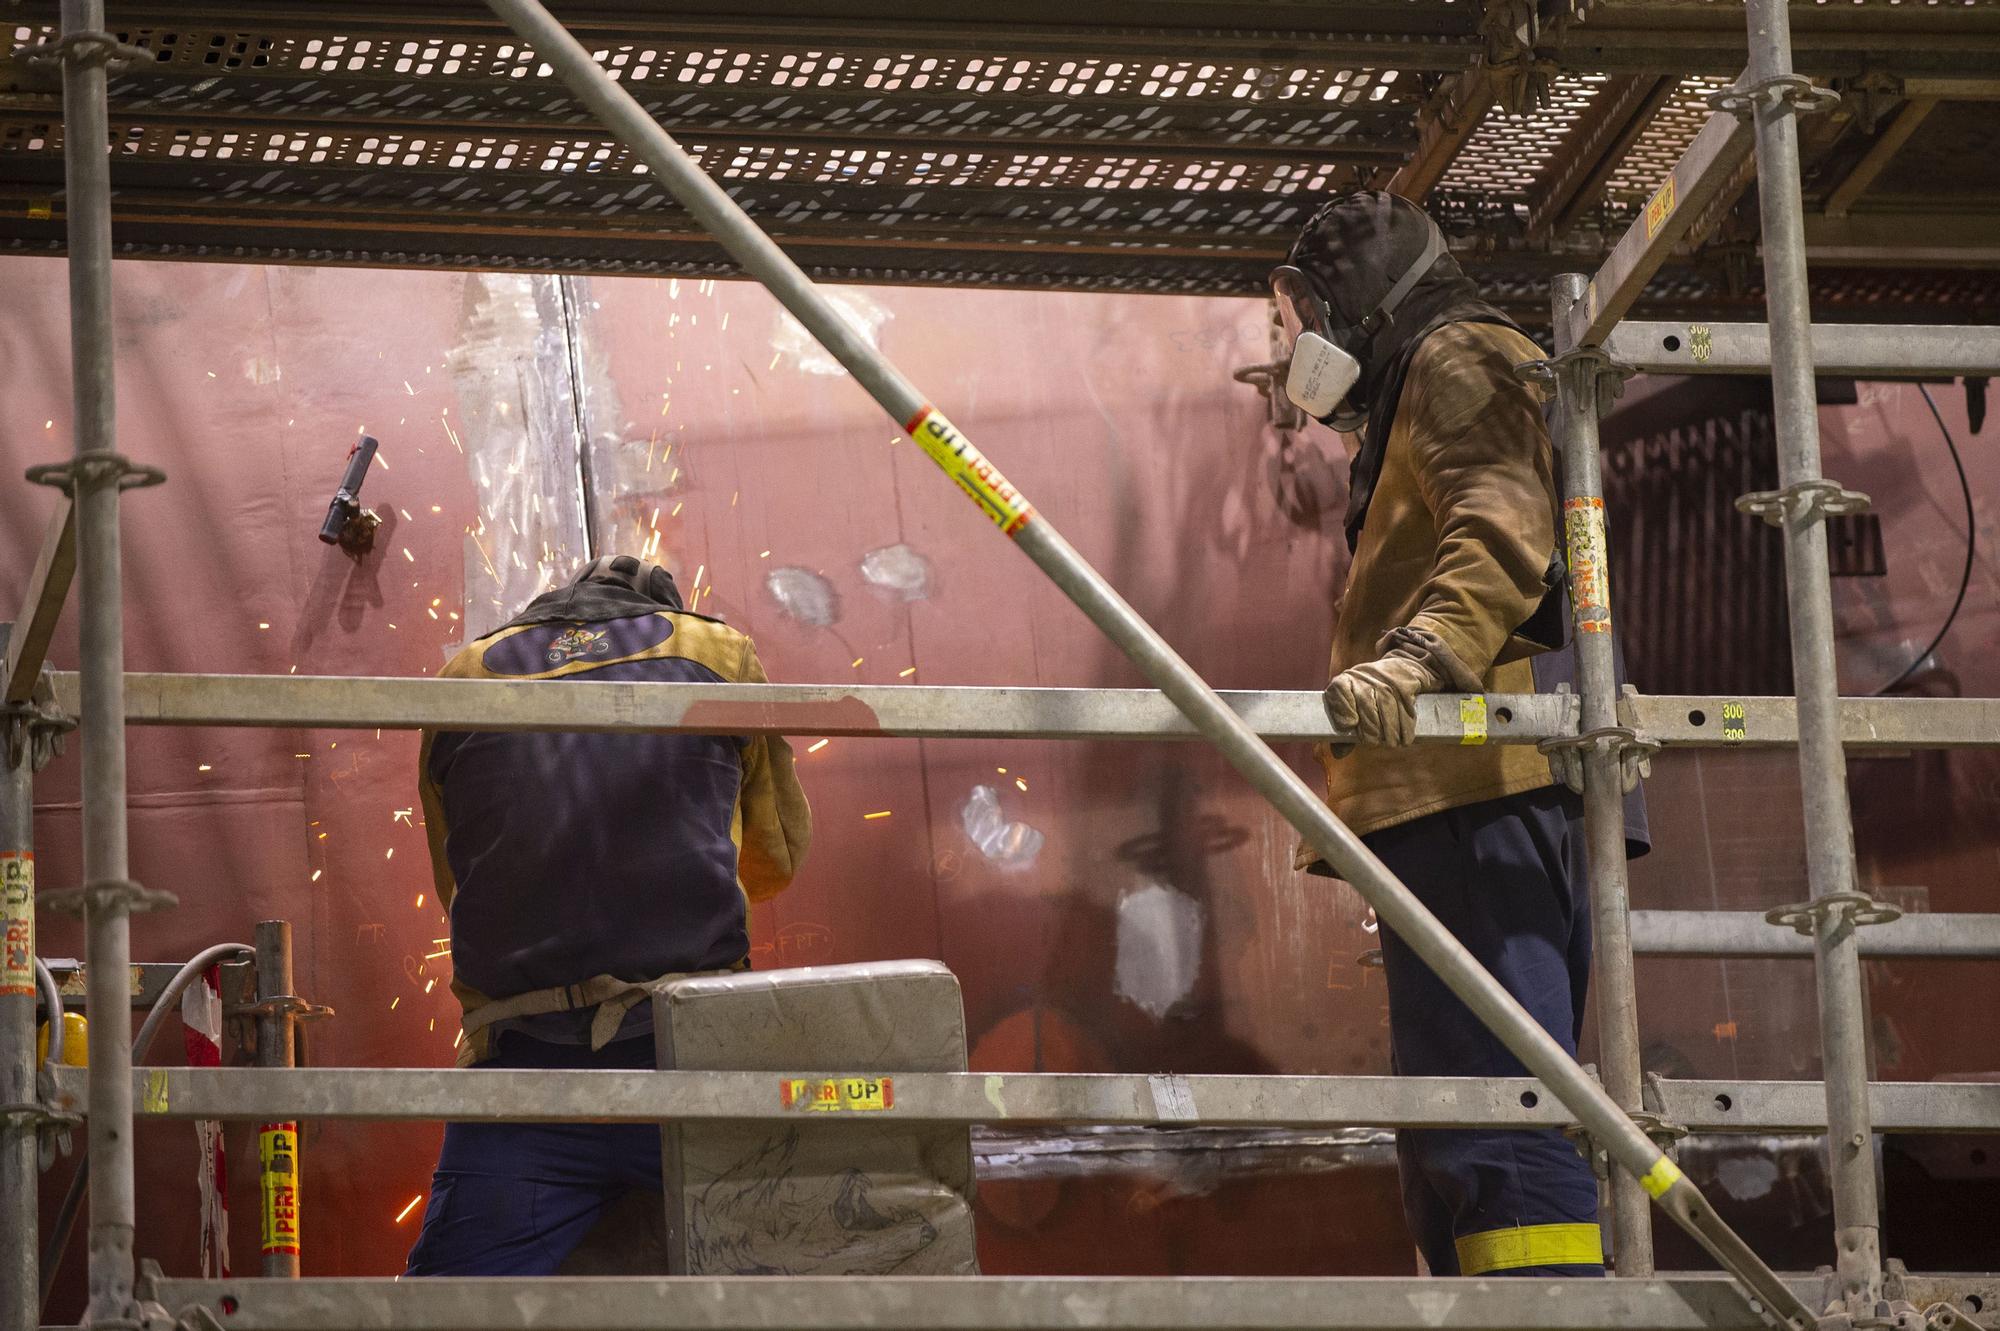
[225,993,336,1023]
[1766,891,1904,938]
[1920,1303,1985,1331]
[10,30,155,73]
[1516,349,1636,419]
[40,878,179,918]
[1707,75,1843,121]
[1,683,75,772]
[1737,479,1871,528]
[1639,1071,1690,1152]
[27,453,168,496]
[1539,724,1658,796]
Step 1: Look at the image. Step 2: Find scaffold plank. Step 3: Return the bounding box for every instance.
[139,1273,2000,1331]
[51,1067,2000,1134]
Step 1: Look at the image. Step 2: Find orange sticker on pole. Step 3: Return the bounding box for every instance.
[903,406,1035,536]
[1,853,32,997]
[1564,497,1611,634]
[1643,176,1677,240]
[259,1124,301,1256]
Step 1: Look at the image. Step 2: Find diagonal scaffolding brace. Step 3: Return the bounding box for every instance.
[481,1,1815,1324]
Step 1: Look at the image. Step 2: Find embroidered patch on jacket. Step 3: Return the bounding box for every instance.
[545,625,613,665]
[480,614,679,676]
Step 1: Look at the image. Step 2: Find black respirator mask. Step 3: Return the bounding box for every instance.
[1268,217,1446,433]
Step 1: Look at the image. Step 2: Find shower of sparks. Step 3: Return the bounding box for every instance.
[395,1195,423,1224]
[851,657,864,669]
[1015,778,1029,792]
[806,739,829,754]
[899,667,916,678]
[863,810,892,821]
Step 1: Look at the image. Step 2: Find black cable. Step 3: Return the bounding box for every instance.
[1874,382,1975,695]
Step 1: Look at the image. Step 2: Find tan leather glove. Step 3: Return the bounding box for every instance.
[1323,626,1484,750]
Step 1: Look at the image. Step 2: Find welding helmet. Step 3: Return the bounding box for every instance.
[1269,199,1448,433]
[572,554,682,609]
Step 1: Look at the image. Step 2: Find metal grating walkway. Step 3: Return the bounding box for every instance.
[3,1,1998,322]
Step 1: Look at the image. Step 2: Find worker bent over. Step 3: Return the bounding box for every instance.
[404,555,811,1275]
[1273,192,1610,1277]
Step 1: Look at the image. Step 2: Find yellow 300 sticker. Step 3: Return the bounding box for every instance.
[781,1076,895,1113]
[904,406,1035,536]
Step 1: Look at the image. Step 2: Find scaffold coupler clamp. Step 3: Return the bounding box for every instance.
[1765,891,1903,939]
[1515,348,1635,418]
[2,671,75,772]
[124,1261,181,1331]
[1707,75,1843,121]
[1736,479,1871,529]
[27,454,168,497]
[40,878,178,919]
[1814,1261,1928,1331]
[1538,688,1656,795]
[8,28,154,80]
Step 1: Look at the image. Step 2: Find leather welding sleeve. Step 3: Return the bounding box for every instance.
[1402,324,1559,678]
[733,638,813,903]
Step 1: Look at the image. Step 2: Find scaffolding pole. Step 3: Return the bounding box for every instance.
[253,922,302,1279]
[0,730,35,1331]
[1742,0,1885,1308]
[478,2,1812,1323]
[51,0,152,1324]
[1546,273,1651,1276]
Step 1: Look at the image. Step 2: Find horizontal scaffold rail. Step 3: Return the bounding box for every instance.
[40,673,2000,750]
[142,1274,2000,1331]
[50,1068,2000,1134]
[1603,321,2000,377]
[1629,910,2000,960]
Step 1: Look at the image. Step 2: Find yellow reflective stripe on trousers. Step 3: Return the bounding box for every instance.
[1454,1222,1603,1274]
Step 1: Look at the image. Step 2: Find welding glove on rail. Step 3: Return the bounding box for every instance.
[1323,625,1484,752]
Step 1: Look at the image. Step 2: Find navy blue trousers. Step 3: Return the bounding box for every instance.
[1363,785,1604,1277]
[404,1035,663,1276]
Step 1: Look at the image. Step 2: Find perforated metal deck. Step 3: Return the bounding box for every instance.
[3,1,1997,322]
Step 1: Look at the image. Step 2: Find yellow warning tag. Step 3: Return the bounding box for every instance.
[142,1070,170,1114]
[1459,696,1488,746]
[1564,497,1611,634]
[0,853,32,997]
[260,1124,302,1255]
[781,1076,895,1113]
[904,406,1035,536]
[1643,176,1678,240]
[1640,1155,1684,1199]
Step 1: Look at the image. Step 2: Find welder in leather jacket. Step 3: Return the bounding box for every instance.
[1272,192,1604,1278]
[403,555,810,1276]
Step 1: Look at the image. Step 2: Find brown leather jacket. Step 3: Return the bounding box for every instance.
[1298,320,1560,865]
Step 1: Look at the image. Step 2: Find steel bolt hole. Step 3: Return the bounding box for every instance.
[1663,335,1683,352]
[1519,1091,1538,1108]
[220,1297,240,1316]
[1966,1295,1985,1313]
[1688,709,1707,726]
[1714,1093,1733,1112]
[1494,706,1513,724]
